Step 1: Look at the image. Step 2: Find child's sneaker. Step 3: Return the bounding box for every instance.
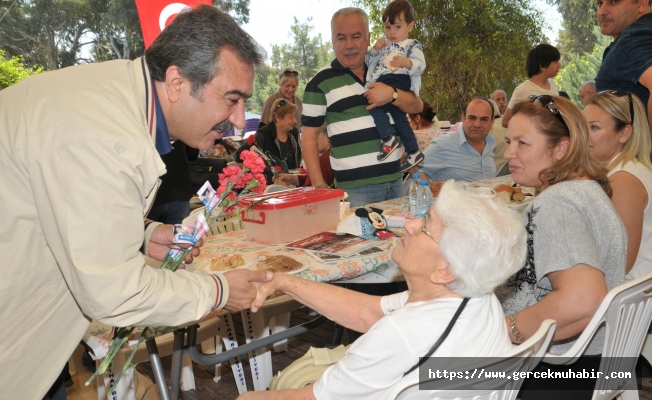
[377,135,400,161]
[399,151,424,173]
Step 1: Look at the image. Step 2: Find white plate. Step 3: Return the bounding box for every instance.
[504,186,535,212]
[507,197,533,212]
[288,169,302,174]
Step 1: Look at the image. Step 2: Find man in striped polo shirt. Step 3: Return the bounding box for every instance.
[301,7,424,207]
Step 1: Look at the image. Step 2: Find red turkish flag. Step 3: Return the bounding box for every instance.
[135,0,212,48]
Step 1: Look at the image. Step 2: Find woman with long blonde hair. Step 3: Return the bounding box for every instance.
[584,90,652,279]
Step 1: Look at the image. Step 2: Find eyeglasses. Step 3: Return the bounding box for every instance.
[526,95,569,134]
[415,213,439,244]
[282,70,299,77]
[598,90,634,125]
[275,99,289,110]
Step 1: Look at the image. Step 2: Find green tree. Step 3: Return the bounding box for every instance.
[0,50,44,89]
[248,17,333,113]
[555,27,611,106]
[248,64,278,113]
[0,0,95,70]
[358,0,545,122]
[270,17,334,99]
[0,0,251,69]
[548,0,598,57]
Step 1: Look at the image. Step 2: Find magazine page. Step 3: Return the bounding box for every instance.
[285,232,379,257]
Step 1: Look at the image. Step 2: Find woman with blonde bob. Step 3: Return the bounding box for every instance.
[498,95,626,399]
[254,98,302,170]
[239,181,527,400]
[584,91,652,279]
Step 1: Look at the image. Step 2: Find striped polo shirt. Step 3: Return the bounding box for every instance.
[302,59,402,189]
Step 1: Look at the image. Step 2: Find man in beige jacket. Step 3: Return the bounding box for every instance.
[0,6,271,399]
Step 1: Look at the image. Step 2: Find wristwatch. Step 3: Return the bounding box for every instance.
[391,87,398,103]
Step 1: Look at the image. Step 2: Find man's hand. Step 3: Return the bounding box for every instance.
[250,274,284,312]
[390,55,412,70]
[274,174,299,187]
[223,269,273,312]
[364,82,393,110]
[147,224,204,265]
[373,38,388,51]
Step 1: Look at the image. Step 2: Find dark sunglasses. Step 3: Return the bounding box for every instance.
[598,90,634,125]
[283,70,299,77]
[275,99,289,110]
[526,94,569,134]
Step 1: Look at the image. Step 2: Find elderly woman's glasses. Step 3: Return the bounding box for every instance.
[599,90,634,124]
[526,94,569,134]
[275,99,289,110]
[416,213,439,244]
[283,70,299,77]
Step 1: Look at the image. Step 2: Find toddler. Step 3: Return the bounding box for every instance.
[365,0,426,172]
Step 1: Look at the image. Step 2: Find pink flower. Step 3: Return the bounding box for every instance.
[218,166,242,187]
[240,150,266,174]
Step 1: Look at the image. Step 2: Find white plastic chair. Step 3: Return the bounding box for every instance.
[390,319,557,400]
[542,271,652,400]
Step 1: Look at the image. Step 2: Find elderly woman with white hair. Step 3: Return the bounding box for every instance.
[260,68,303,131]
[238,181,527,400]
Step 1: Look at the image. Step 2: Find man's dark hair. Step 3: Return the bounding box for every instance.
[145,5,264,99]
[463,97,495,117]
[526,43,560,78]
[382,0,415,24]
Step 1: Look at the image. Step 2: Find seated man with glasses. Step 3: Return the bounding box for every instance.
[240,181,527,400]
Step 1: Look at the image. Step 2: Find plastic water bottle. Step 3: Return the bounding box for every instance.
[415,180,433,217]
[408,173,420,216]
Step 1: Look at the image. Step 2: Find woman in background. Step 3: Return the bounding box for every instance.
[255,98,302,171]
[408,101,440,152]
[260,68,303,131]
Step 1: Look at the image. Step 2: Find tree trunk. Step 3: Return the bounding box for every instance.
[123,25,130,60]
[46,29,58,70]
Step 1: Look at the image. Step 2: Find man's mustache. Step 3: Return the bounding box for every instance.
[342,49,360,56]
[212,120,233,133]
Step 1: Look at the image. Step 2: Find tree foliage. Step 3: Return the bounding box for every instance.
[248,17,333,113]
[0,0,251,70]
[0,50,44,89]
[357,0,545,122]
[555,27,611,106]
[548,0,597,58]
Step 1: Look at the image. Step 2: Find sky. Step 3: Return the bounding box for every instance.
[242,0,563,65]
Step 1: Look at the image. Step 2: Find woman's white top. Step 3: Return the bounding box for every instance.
[609,159,652,279]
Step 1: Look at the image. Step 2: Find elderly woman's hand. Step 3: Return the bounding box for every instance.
[250,274,284,312]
